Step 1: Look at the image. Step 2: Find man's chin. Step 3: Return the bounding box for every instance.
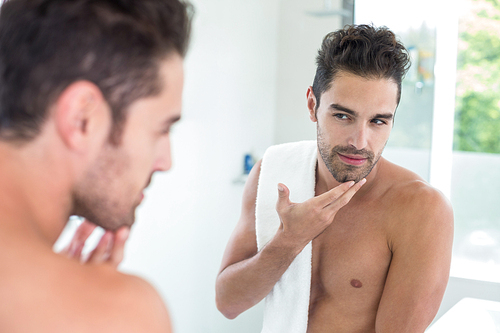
[337,176,362,183]
[332,171,366,183]
[91,212,136,231]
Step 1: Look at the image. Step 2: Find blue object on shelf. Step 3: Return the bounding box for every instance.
[244,154,254,175]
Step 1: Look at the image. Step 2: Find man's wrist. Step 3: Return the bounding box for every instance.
[267,228,309,259]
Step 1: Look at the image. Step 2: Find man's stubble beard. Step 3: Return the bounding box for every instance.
[317,125,385,183]
[71,144,136,231]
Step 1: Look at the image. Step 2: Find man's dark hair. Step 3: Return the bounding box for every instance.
[312,24,410,110]
[0,0,192,143]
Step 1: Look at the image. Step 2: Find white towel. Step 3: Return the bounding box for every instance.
[255,140,318,333]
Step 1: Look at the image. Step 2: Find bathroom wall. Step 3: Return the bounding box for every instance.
[274,0,343,145]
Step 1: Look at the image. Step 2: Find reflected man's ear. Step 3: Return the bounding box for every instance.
[306,86,318,123]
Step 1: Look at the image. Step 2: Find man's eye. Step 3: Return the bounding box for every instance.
[160,127,171,135]
[334,113,349,120]
[372,119,387,125]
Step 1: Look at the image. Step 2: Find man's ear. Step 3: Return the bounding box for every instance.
[53,81,110,152]
[306,86,318,122]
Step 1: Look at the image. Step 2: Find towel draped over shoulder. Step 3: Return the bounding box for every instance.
[256,140,318,333]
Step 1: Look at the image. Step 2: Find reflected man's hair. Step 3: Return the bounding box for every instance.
[312,24,411,110]
[0,0,192,143]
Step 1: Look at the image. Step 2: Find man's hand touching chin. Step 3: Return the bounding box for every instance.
[60,219,130,268]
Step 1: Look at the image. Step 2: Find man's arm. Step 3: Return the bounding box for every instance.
[375,182,454,332]
[216,159,366,319]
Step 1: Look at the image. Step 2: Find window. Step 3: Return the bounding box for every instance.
[450,0,500,282]
[356,0,500,283]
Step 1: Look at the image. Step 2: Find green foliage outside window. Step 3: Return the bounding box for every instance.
[454,0,500,153]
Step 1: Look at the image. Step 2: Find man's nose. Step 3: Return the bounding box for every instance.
[347,124,368,150]
[153,138,172,172]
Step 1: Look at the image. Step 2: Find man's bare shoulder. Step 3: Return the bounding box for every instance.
[377,158,454,244]
[79,264,171,333]
[377,157,439,199]
[379,158,448,205]
[0,242,170,333]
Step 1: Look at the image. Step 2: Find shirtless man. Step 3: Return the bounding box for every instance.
[0,0,190,332]
[216,25,454,332]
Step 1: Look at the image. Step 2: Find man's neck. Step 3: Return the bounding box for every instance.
[0,141,71,245]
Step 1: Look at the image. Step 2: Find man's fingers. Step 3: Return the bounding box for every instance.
[326,178,367,210]
[276,183,291,212]
[74,219,98,241]
[108,227,130,268]
[61,220,129,268]
[62,219,97,258]
[86,231,113,264]
[316,181,355,207]
[60,242,84,258]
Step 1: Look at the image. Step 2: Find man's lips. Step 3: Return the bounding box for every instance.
[337,153,367,166]
[139,176,152,204]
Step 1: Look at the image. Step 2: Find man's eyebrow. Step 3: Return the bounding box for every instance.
[330,103,358,116]
[330,103,394,121]
[373,113,394,120]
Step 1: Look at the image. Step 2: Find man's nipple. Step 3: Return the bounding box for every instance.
[350,279,363,288]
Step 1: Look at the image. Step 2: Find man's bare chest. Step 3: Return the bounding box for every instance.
[309,208,393,307]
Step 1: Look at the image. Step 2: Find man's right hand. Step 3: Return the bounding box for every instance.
[276,179,366,248]
[61,219,130,268]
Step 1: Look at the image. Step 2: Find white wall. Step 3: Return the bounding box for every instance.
[274,0,343,144]
[119,1,280,332]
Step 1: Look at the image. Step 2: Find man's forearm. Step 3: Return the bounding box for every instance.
[216,231,305,319]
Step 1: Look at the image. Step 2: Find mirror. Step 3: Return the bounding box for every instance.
[55,0,500,332]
